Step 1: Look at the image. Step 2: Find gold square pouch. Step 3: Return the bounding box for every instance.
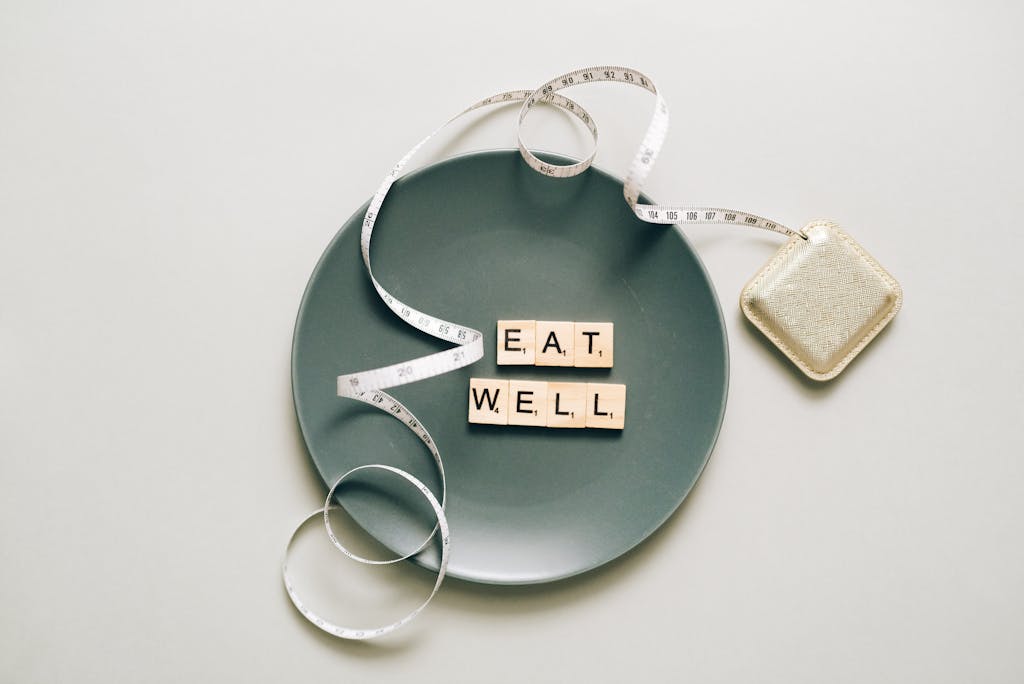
[740,221,903,381]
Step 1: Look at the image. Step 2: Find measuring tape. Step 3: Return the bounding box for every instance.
[284,66,798,639]
[282,465,450,640]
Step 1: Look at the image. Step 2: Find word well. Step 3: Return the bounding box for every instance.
[468,379,625,430]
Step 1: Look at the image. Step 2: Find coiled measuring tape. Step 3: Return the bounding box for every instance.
[284,66,801,639]
[283,464,449,640]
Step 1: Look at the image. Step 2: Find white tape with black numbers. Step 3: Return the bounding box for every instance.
[516,67,804,238]
[282,465,450,641]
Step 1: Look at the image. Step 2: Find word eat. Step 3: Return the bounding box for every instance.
[497,320,613,368]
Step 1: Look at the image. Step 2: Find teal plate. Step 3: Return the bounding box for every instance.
[292,150,728,585]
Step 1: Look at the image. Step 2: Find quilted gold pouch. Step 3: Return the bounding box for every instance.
[740,221,902,381]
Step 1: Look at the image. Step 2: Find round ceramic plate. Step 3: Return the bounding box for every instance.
[292,150,728,585]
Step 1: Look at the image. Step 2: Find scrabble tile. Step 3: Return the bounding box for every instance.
[496,320,535,365]
[535,321,575,367]
[585,383,626,430]
[546,382,587,428]
[573,322,614,368]
[507,380,549,427]
[468,378,509,425]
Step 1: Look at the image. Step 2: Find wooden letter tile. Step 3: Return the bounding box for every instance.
[468,378,509,425]
[496,320,535,365]
[546,382,587,428]
[574,322,614,368]
[535,321,575,367]
[507,379,549,427]
[585,383,626,430]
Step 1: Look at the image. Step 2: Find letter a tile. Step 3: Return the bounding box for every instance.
[535,321,575,367]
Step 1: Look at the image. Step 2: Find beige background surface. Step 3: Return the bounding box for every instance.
[2,1,1023,681]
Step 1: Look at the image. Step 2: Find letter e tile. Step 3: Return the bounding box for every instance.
[508,380,549,427]
[496,320,535,365]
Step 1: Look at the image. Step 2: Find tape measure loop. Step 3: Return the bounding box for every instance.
[281,464,450,641]
[323,396,447,565]
[511,66,801,239]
